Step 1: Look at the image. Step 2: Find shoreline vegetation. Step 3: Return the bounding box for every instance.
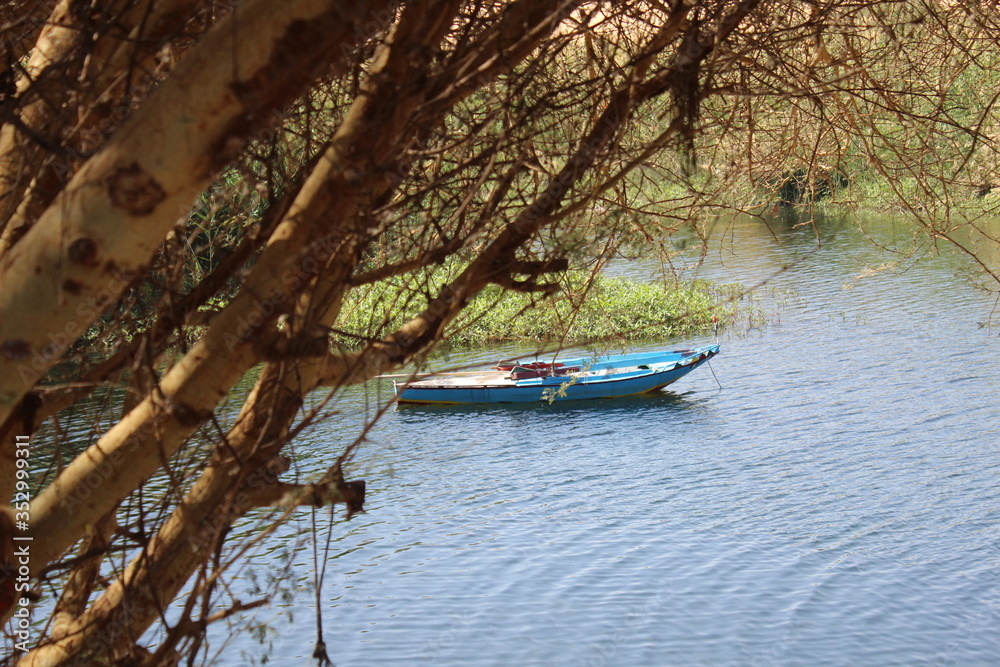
[758,179,1000,216]
[337,268,759,350]
[662,168,1000,220]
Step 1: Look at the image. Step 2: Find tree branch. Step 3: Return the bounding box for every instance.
[0,0,391,429]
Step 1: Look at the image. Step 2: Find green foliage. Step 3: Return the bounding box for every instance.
[682,5,1000,216]
[338,265,743,348]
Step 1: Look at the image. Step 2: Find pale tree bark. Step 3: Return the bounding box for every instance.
[0,0,209,256]
[0,0,389,431]
[18,0,449,649]
[0,0,129,239]
[0,0,205,505]
[0,182,298,505]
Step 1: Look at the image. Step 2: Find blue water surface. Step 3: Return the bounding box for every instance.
[222,212,1000,666]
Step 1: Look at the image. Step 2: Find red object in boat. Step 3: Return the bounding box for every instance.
[495,361,567,372]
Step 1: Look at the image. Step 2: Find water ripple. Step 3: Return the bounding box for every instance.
[230,216,1000,666]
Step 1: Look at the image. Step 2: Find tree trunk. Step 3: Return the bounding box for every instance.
[0,0,208,256]
[0,0,388,429]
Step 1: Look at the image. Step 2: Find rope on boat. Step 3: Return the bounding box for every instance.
[707,358,722,390]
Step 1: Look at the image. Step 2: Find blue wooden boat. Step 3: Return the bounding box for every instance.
[394,345,720,404]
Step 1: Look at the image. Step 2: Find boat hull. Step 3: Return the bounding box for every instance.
[395,345,719,404]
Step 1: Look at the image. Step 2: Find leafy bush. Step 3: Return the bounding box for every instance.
[337,267,743,348]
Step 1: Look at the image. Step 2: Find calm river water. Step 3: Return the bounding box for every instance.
[222,211,1000,666]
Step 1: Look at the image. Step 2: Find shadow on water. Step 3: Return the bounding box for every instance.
[709,208,859,262]
[761,205,853,235]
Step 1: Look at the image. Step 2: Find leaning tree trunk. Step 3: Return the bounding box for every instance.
[0,0,389,452]
[0,0,208,258]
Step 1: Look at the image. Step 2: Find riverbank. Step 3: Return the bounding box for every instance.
[338,270,756,348]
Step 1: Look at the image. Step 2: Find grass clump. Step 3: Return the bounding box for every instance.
[338,268,748,348]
